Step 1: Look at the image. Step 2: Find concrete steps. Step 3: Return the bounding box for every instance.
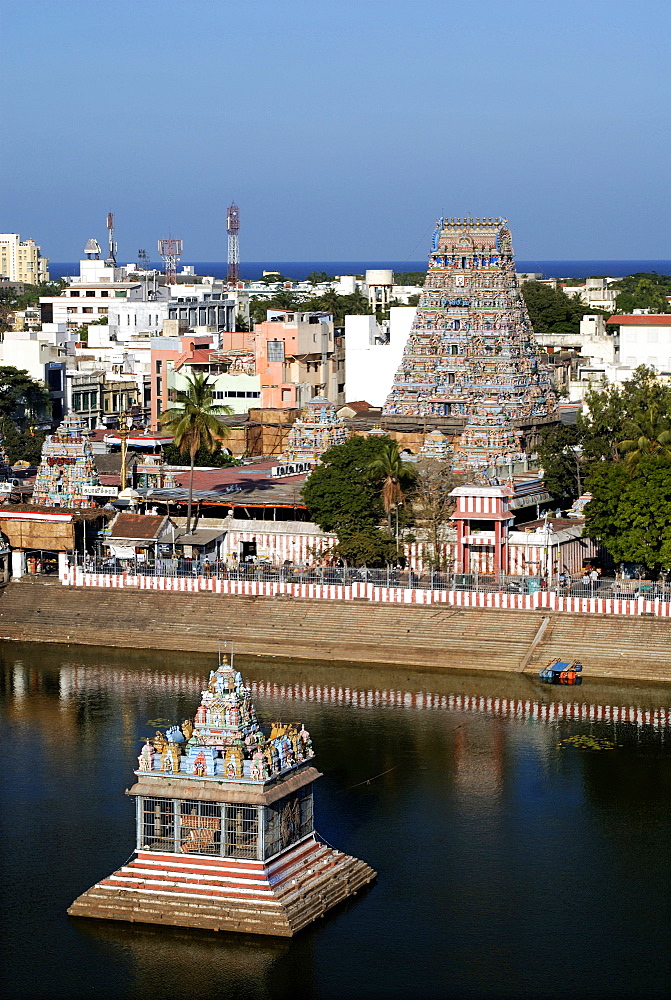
[2,580,670,681]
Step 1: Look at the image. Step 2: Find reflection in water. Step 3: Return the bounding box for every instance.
[2,642,670,1000]
[74,920,291,1000]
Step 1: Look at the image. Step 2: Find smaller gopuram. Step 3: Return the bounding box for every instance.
[31,414,101,508]
[281,395,348,464]
[68,660,376,937]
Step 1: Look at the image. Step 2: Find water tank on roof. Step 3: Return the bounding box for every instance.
[365,269,394,286]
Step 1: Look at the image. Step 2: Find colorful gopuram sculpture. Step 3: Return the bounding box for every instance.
[384,217,556,469]
[31,413,102,508]
[282,395,348,464]
[68,659,376,936]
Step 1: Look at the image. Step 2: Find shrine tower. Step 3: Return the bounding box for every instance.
[384,217,556,469]
[68,660,376,937]
[281,395,348,465]
[31,414,101,508]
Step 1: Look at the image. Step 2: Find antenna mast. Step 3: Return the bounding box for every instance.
[106,212,118,267]
[137,249,150,271]
[158,237,183,285]
[227,202,240,286]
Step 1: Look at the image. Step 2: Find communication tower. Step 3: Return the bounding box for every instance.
[157,237,183,285]
[227,202,240,285]
[137,249,151,271]
[106,212,118,267]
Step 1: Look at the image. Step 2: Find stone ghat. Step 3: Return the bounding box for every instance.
[68,837,376,937]
[3,579,671,682]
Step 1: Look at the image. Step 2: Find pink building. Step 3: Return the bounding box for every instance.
[149,332,213,429]
[253,310,343,408]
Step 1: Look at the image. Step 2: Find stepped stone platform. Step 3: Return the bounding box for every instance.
[68,837,375,937]
[1,578,671,682]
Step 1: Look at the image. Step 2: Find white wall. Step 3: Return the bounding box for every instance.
[618,322,671,371]
[344,306,415,405]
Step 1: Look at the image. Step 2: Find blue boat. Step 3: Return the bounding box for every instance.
[539,659,583,684]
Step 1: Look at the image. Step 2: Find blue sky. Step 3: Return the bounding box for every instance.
[2,0,669,262]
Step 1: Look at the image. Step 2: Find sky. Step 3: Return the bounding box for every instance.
[2,0,670,263]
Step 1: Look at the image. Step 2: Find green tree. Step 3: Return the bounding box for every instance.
[330,530,400,567]
[368,439,416,532]
[577,367,671,464]
[302,435,393,535]
[306,271,334,284]
[617,405,671,466]
[521,281,592,333]
[537,423,581,506]
[392,272,426,286]
[611,272,671,314]
[159,373,233,531]
[584,457,671,572]
[235,313,250,332]
[0,417,46,465]
[0,366,50,425]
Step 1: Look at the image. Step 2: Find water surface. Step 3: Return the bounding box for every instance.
[1,644,669,1000]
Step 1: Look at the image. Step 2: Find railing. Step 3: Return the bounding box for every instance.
[69,557,671,603]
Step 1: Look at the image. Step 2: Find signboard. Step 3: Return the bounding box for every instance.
[267,339,285,363]
[270,462,312,478]
[0,483,14,493]
[84,486,119,498]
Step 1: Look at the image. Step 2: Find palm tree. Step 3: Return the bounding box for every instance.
[617,405,671,467]
[368,440,416,534]
[159,373,233,532]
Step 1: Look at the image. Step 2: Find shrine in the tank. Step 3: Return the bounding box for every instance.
[384,217,556,470]
[68,658,376,937]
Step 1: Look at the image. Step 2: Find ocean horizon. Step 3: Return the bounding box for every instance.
[48,259,671,282]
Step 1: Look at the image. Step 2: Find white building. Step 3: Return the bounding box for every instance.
[611,313,671,372]
[0,234,49,283]
[563,277,619,313]
[344,306,415,406]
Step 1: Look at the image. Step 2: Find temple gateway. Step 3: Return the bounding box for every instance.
[384,217,556,470]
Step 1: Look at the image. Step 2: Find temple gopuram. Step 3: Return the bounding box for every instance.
[68,659,376,936]
[31,414,102,508]
[384,217,556,469]
[281,395,348,464]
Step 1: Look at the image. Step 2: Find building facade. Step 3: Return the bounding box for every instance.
[0,234,49,283]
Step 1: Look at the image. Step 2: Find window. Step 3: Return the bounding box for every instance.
[70,290,80,297]
[263,788,313,860]
[67,307,78,315]
[156,377,162,396]
[155,360,162,373]
[115,290,127,298]
[86,290,95,297]
[90,391,98,408]
[98,307,108,315]
[72,393,81,410]
[224,804,259,859]
[179,801,221,856]
[141,797,175,852]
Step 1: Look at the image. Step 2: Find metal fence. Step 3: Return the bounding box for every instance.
[71,555,671,601]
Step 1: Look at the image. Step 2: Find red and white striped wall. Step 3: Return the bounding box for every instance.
[63,566,671,618]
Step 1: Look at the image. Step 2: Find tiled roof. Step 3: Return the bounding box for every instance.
[607,315,671,325]
[109,512,171,540]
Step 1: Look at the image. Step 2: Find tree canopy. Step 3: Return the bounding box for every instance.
[0,366,50,425]
[302,435,390,535]
[611,272,671,314]
[584,457,671,572]
[521,281,593,333]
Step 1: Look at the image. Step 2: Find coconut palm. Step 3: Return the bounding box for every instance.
[368,440,416,533]
[160,373,233,532]
[617,405,671,467]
